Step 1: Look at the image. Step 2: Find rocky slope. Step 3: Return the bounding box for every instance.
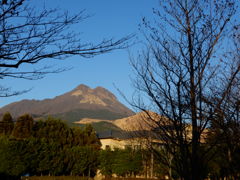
[0,84,134,123]
[76,111,161,131]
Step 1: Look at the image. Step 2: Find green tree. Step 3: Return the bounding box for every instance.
[0,117,103,177]
[37,141,66,176]
[0,136,27,179]
[66,146,99,177]
[30,117,101,176]
[22,137,68,176]
[70,127,84,146]
[23,137,43,176]
[12,114,33,138]
[0,112,14,135]
[82,124,101,149]
[32,117,70,147]
[99,148,115,177]
[112,148,143,177]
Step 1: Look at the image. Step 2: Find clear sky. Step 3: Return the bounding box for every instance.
[0,0,159,109]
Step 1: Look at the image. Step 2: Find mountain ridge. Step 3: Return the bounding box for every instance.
[0,84,134,123]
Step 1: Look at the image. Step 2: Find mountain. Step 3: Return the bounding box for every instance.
[0,84,134,124]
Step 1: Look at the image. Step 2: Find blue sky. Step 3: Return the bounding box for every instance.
[0,0,159,109]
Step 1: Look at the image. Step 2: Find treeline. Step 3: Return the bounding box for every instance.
[0,112,101,179]
[2,112,238,180]
[0,112,145,180]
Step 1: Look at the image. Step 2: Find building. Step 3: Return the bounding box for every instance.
[97,130,164,150]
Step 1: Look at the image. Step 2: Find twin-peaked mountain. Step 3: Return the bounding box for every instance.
[0,84,134,125]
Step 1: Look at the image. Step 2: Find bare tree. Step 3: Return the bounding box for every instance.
[208,33,240,179]
[0,0,131,97]
[131,0,238,179]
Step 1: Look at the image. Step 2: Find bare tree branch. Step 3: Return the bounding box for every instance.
[131,1,238,179]
[0,0,133,96]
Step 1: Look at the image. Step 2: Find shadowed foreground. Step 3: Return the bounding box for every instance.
[22,176,91,180]
[22,177,158,180]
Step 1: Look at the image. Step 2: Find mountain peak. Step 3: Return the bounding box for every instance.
[71,84,116,100]
[94,86,106,90]
[74,84,90,91]
[93,86,117,101]
[0,84,135,122]
[71,84,92,96]
[71,84,117,104]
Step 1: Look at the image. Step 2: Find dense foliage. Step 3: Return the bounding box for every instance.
[1,112,239,179]
[99,148,143,178]
[0,113,101,179]
[0,112,14,135]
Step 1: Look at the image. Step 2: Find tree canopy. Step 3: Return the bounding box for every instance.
[0,113,101,178]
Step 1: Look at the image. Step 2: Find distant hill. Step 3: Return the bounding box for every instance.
[75,111,161,131]
[0,84,135,126]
